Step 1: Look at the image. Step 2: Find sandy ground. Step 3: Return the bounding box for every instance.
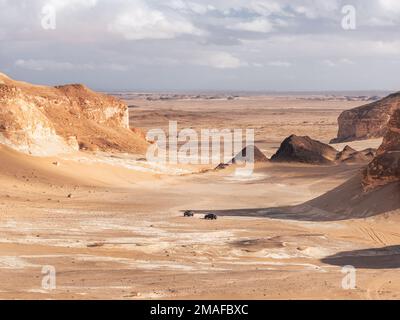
[0,95,399,300]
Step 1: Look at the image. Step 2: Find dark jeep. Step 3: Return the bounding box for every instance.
[205,213,218,220]
[184,210,194,217]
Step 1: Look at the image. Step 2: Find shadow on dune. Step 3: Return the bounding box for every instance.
[192,175,400,221]
[321,246,400,269]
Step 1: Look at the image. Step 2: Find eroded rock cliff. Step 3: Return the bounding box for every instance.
[363,109,400,190]
[331,92,400,143]
[0,72,147,155]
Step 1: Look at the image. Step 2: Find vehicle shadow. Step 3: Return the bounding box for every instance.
[321,246,400,269]
[190,177,400,222]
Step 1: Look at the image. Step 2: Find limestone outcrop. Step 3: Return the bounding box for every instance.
[331,92,400,143]
[363,109,400,190]
[271,135,338,164]
[0,72,147,155]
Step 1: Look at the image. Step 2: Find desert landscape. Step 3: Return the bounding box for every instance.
[0,71,399,300]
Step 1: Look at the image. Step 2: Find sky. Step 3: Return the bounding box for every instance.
[0,0,400,92]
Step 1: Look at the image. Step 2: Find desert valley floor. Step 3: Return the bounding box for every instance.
[0,94,399,299]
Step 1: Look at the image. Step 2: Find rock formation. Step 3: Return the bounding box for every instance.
[363,109,400,190]
[271,135,338,164]
[335,145,356,161]
[0,72,147,155]
[336,145,376,163]
[231,145,269,164]
[331,92,400,143]
[215,145,268,171]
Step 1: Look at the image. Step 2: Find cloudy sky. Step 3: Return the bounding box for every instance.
[0,0,400,91]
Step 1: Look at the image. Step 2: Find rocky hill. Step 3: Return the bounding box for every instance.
[331,92,400,143]
[0,72,147,156]
[271,135,338,164]
[231,145,269,164]
[363,109,400,190]
[335,145,376,163]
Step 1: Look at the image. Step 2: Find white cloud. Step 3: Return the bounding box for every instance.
[15,59,128,71]
[193,52,245,69]
[1,0,400,91]
[242,35,400,61]
[366,17,396,27]
[247,1,286,16]
[15,59,76,71]
[267,61,292,67]
[379,0,400,12]
[339,58,354,65]
[373,0,400,25]
[109,4,204,40]
[168,0,215,15]
[321,58,354,67]
[292,0,339,19]
[45,0,98,10]
[228,18,274,33]
[321,59,336,67]
[368,40,400,55]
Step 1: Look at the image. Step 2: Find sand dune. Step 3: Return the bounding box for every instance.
[302,176,400,219]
